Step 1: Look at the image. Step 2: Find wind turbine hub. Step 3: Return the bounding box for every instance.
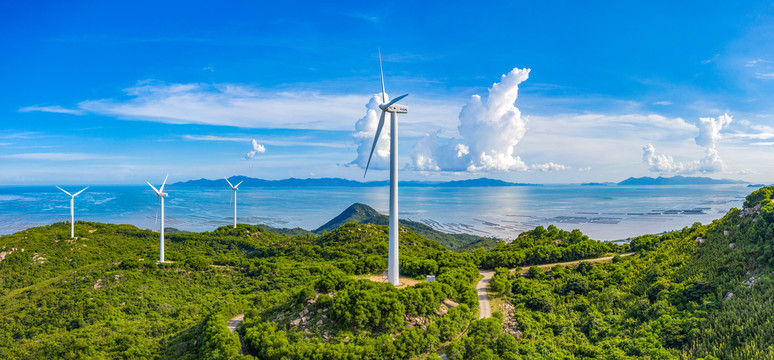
[381,103,409,113]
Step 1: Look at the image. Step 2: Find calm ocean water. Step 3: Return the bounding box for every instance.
[0,184,752,241]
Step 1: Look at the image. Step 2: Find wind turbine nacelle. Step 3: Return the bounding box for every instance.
[383,104,408,113]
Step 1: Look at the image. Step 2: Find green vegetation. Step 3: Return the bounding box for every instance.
[3,187,774,359]
[0,220,481,359]
[467,187,774,359]
[315,203,497,250]
[476,225,628,270]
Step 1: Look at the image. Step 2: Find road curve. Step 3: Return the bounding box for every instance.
[227,314,244,333]
[515,253,634,275]
[476,271,494,319]
[477,253,635,320]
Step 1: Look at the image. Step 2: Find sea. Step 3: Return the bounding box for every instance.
[0,184,753,242]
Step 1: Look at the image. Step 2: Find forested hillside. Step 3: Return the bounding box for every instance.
[466,186,774,359]
[315,203,496,250]
[2,187,773,359]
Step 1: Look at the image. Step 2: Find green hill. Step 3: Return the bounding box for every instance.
[315,203,497,250]
[4,187,774,359]
[0,220,470,359]
[458,186,774,360]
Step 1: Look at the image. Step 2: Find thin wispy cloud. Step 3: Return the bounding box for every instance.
[22,82,458,136]
[75,82,368,130]
[0,131,39,139]
[347,12,379,22]
[701,54,720,64]
[745,58,771,67]
[1,152,124,161]
[182,134,350,148]
[727,123,774,140]
[18,105,83,115]
[183,135,252,142]
[381,52,442,63]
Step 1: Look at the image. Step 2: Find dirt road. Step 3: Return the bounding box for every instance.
[514,253,634,275]
[227,314,244,333]
[476,271,494,319]
[476,253,635,319]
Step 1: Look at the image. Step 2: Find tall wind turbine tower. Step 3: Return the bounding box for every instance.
[364,51,409,286]
[56,186,88,238]
[147,175,168,263]
[224,178,244,228]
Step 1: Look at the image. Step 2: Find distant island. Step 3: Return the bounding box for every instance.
[173,176,539,188]
[618,175,747,186]
[308,202,497,251]
[173,175,749,187]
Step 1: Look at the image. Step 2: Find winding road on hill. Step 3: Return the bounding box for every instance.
[227,314,244,333]
[476,253,634,319]
[477,271,495,319]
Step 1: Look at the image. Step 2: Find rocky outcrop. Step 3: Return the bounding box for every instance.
[501,300,522,338]
[740,204,762,218]
[0,247,23,262]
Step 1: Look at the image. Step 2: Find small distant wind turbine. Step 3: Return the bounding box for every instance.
[224,177,244,228]
[56,186,88,239]
[147,175,168,263]
[363,50,409,286]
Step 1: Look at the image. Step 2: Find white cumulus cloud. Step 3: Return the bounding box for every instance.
[350,94,392,171]
[245,139,266,159]
[642,113,732,174]
[695,113,733,148]
[408,68,566,172]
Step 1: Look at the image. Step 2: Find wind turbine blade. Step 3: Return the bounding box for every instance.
[379,49,386,104]
[235,180,243,188]
[147,182,160,195]
[364,110,387,177]
[382,94,408,108]
[159,175,168,193]
[56,186,72,197]
[72,187,89,197]
[224,177,234,188]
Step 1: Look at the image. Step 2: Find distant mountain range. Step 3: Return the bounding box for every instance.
[173,175,747,188]
[617,176,747,186]
[172,176,538,188]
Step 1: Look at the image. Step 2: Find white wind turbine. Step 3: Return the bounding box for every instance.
[363,51,409,286]
[56,186,89,239]
[224,177,244,228]
[147,175,168,263]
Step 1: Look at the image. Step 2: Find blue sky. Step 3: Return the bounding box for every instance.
[2,0,774,184]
